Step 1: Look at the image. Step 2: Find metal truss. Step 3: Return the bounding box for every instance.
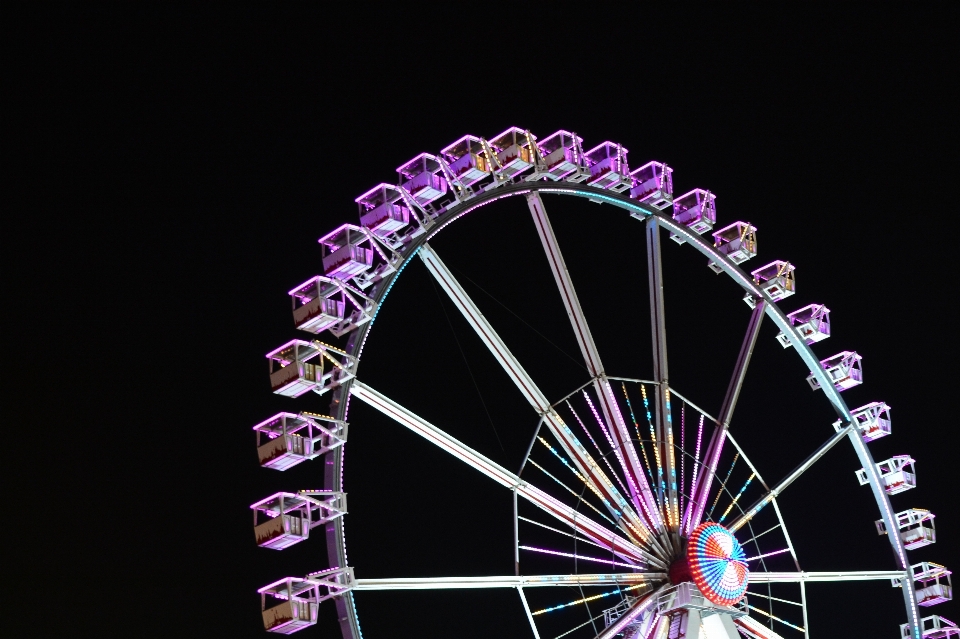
[248,130,941,638]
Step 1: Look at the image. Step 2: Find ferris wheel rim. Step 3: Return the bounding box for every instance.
[307,179,919,639]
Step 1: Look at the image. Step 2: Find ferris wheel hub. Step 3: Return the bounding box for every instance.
[687,522,749,607]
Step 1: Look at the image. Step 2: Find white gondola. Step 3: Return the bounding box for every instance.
[533,130,588,181]
[396,153,447,206]
[254,412,347,471]
[440,135,491,188]
[807,350,862,391]
[894,563,953,608]
[584,141,632,192]
[489,127,537,179]
[877,508,936,550]
[857,455,916,495]
[318,224,374,279]
[629,161,673,209]
[357,183,410,238]
[288,276,345,334]
[834,401,891,442]
[776,303,830,347]
[288,275,375,337]
[708,221,757,273]
[266,339,354,398]
[671,189,717,239]
[900,615,960,638]
[252,491,347,550]
[749,260,795,303]
[259,569,353,634]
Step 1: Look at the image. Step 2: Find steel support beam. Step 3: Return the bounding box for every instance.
[351,573,666,590]
[748,570,907,583]
[688,301,766,535]
[728,425,853,532]
[528,193,663,536]
[517,587,541,639]
[418,243,656,547]
[320,182,921,639]
[646,217,680,544]
[349,380,658,566]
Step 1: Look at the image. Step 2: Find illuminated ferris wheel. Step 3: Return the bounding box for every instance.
[249,128,955,639]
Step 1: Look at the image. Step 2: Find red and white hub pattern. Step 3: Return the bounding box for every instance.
[687,523,749,608]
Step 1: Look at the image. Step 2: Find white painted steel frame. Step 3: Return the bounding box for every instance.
[669,393,811,638]
[317,180,920,639]
[688,300,766,536]
[350,574,665,589]
[418,241,657,551]
[348,380,657,567]
[528,192,663,538]
[646,217,681,545]
[728,424,855,533]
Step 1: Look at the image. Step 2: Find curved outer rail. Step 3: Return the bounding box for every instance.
[320,180,919,639]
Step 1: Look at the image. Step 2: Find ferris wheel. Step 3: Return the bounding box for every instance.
[249,128,955,639]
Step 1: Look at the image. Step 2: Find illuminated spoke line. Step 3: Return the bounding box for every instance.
[746,590,805,608]
[527,458,618,527]
[680,404,686,534]
[566,400,631,499]
[552,609,608,639]
[744,548,791,562]
[640,384,665,511]
[706,453,739,521]
[535,436,658,556]
[584,391,618,461]
[621,383,655,484]
[518,515,613,554]
[717,472,756,524]
[583,390,635,502]
[741,523,782,547]
[537,436,618,518]
[532,584,646,615]
[748,604,806,633]
[519,545,640,570]
[664,389,679,530]
[683,414,705,534]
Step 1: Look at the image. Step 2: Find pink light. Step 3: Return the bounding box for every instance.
[518,545,639,570]
[396,151,438,173]
[490,125,532,144]
[354,182,397,204]
[584,391,617,457]
[265,339,312,359]
[566,399,631,499]
[584,141,629,156]
[680,404,686,531]
[684,415,705,535]
[744,548,791,562]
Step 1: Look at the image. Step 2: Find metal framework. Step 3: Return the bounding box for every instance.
[247,128,949,639]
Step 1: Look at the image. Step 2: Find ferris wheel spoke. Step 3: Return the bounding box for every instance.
[728,424,854,532]
[747,570,906,583]
[349,380,655,566]
[687,300,766,535]
[350,573,666,590]
[528,192,662,534]
[645,217,681,542]
[418,242,657,544]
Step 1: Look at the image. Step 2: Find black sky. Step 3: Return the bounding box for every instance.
[8,5,959,638]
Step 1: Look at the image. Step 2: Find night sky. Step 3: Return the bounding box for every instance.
[9,6,959,638]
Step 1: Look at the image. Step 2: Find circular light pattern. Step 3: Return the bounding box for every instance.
[687,522,749,606]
